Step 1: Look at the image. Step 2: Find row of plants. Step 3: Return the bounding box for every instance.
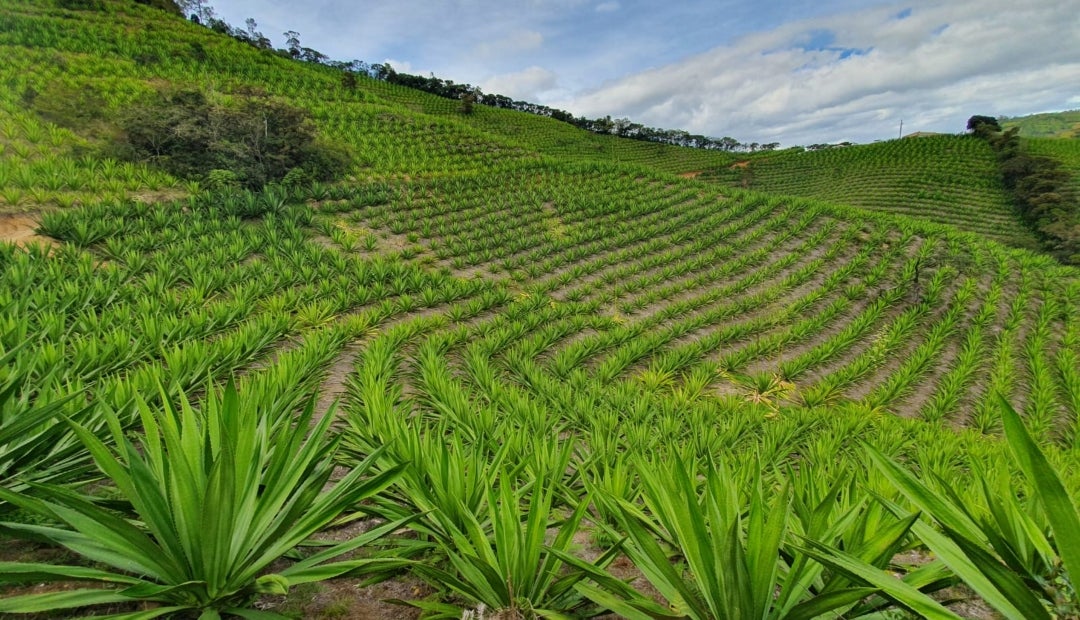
[325,308,1080,618]
[3,191,1074,618]
[699,135,1037,249]
[332,163,1078,439]
[5,323,1078,618]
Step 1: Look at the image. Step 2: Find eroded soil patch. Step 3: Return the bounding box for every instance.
[0,214,55,248]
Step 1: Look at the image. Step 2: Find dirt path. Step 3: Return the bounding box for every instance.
[312,341,365,424]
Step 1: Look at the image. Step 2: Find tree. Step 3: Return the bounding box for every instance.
[299,47,328,64]
[977,118,1079,262]
[718,136,741,151]
[243,18,271,49]
[182,0,214,24]
[459,90,477,115]
[371,63,394,81]
[284,30,302,58]
[967,115,1001,137]
[116,89,349,189]
[341,71,358,92]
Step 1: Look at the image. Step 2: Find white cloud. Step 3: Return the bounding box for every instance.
[556,0,1080,144]
[208,0,1080,144]
[482,66,560,101]
[473,30,545,59]
[381,58,423,75]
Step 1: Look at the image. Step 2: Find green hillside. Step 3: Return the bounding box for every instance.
[1026,137,1080,201]
[361,78,738,175]
[1001,109,1080,138]
[700,136,1042,250]
[2,2,1080,618]
[0,0,733,214]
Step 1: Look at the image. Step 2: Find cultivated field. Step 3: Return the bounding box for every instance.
[1025,137,1080,203]
[701,137,1041,250]
[2,1,1080,618]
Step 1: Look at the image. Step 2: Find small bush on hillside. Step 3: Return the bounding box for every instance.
[281,167,312,187]
[115,89,350,188]
[205,169,240,191]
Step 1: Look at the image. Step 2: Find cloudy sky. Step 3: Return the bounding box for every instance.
[206,0,1080,145]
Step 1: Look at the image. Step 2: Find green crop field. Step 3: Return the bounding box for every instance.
[2,1,1080,619]
[1002,110,1080,138]
[700,136,1043,250]
[1025,137,1080,202]
[0,0,734,213]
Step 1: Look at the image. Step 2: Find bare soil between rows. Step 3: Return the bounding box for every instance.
[0,214,55,248]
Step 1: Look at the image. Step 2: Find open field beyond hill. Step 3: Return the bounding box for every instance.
[3,1,1080,619]
[1001,110,1080,138]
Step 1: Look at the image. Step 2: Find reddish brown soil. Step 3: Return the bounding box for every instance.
[0,214,55,248]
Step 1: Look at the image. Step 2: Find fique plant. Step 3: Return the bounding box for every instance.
[0,383,409,618]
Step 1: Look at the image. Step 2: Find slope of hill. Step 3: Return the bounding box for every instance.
[1001,109,1080,137]
[1025,137,1080,201]
[360,77,739,174]
[2,1,1080,618]
[0,0,734,214]
[699,136,1042,250]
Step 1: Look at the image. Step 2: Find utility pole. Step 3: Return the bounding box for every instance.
[898,119,903,139]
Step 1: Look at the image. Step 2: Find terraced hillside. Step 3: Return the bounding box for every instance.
[8,156,1077,444]
[701,136,1041,250]
[4,1,1080,618]
[361,81,739,175]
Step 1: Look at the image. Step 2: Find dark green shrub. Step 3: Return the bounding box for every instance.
[115,89,351,189]
[281,167,312,187]
[206,169,240,191]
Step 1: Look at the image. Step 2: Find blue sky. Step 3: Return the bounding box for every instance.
[205,0,1080,146]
